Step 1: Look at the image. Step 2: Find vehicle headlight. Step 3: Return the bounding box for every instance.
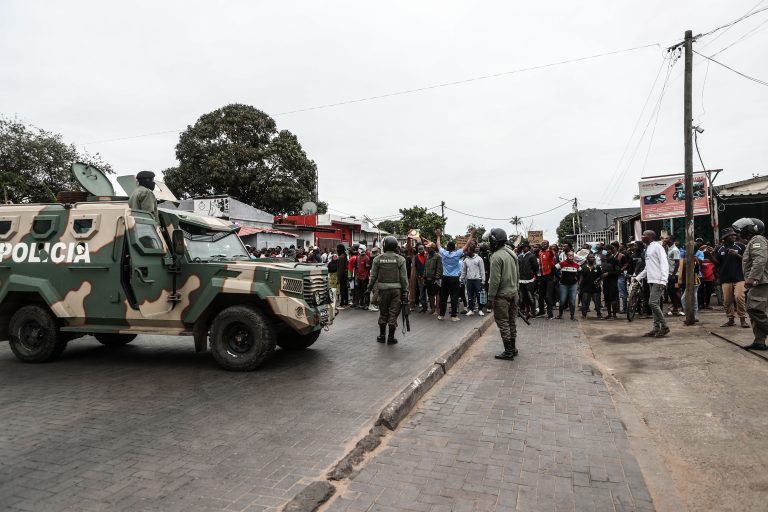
[314,291,323,306]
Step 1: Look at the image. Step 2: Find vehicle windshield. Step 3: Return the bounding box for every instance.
[180,223,250,261]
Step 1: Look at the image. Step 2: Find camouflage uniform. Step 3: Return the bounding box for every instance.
[489,246,520,347]
[368,250,408,327]
[128,185,158,221]
[743,234,768,343]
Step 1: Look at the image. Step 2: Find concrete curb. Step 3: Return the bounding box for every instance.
[281,315,495,512]
[378,315,495,431]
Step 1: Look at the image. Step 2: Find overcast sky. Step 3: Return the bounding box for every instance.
[2,1,767,239]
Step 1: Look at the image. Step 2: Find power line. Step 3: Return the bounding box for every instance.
[272,43,660,116]
[597,55,668,205]
[711,15,768,56]
[693,50,768,87]
[697,4,768,40]
[701,0,767,48]
[81,43,661,146]
[443,199,572,222]
[602,55,677,205]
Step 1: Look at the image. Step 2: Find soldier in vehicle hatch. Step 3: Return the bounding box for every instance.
[128,170,158,221]
[367,236,408,345]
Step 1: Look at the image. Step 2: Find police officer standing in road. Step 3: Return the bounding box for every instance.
[367,236,408,344]
[487,228,520,360]
[733,217,768,350]
[128,171,158,221]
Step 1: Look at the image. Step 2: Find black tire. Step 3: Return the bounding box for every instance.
[210,305,276,371]
[8,305,66,362]
[277,329,322,350]
[94,333,137,347]
[627,290,638,322]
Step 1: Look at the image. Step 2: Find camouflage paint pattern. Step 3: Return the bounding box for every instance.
[0,201,333,339]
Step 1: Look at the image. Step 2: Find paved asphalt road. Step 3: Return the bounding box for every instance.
[0,308,486,512]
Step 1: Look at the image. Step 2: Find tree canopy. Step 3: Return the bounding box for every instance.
[0,117,112,203]
[163,104,326,215]
[374,206,446,242]
[556,212,577,244]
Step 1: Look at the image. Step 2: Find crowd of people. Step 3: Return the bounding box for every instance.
[244,222,759,346]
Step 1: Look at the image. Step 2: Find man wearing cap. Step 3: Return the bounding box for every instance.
[707,228,748,328]
[128,171,158,221]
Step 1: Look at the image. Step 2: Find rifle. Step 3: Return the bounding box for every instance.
[401,291,411,335]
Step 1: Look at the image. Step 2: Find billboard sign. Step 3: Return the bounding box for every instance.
[639,173,709,221]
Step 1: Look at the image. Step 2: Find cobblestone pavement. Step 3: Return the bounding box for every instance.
[0,309,484,512]
[327,318,655,512]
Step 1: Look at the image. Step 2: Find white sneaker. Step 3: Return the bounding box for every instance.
[369,306,379,312]
[466,310,474,317]
[437,315,444,320]
[478,310,485,316]
[451,316,460,322]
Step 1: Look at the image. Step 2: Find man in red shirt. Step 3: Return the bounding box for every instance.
[538,240,557,319]
[354,245,372,309]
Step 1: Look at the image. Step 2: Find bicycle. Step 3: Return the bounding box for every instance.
[626,277,646,322]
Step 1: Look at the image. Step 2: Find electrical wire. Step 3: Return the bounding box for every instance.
[81,43,661,146]
[697,4,768,40]
[602,55,676,205]
[443,199,572,221]
[701,0,767,49]
[693,50,768,87]
[272,43,660,116]
[597,55,668,205]
[711,15,768,57]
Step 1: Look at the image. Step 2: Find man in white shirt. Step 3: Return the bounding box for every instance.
[636,230,670,337]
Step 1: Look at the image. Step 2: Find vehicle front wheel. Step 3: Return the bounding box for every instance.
[8,305,66,362]
[210,305,276,371]
[95,333,137,347]
[277,329,322,350]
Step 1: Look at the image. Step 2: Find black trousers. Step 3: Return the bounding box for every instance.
[439,276,460,318]
[538,275,555,317]
[339,274,349,305]
[520,282,536,316]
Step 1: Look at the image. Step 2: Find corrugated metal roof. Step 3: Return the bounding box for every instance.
[718,190,768,197]
[238,227,297,237]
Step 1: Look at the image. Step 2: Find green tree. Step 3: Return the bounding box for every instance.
[0,117,112,203]
[467,223,486,241]
[556,212,576,244]
[163,104,325,215]
[398,206,446,242]
[377,219,400,235]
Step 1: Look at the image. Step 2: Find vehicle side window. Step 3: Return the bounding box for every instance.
[135,223,163,251]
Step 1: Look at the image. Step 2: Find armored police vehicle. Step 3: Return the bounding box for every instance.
[0,164,334,371]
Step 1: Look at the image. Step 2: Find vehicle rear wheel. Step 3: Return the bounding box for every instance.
[94,333,137,347]
[8,305,66,362]
[210,305,276,371]
[277,329,322,350]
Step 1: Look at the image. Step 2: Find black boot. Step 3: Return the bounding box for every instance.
[376,324,386,343]
[387,325,398,345]
[744,340,768,350]
[494,339,515,360]
[510,338,518,357]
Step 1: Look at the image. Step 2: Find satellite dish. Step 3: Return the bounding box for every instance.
[302,201,318,214]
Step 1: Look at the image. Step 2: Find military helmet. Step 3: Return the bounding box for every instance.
[383,236,398,252]
[488,227,508,251]
[732,217,765,238]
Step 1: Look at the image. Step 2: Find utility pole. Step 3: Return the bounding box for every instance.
[440,201,446,226]
[683,29,696,326]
